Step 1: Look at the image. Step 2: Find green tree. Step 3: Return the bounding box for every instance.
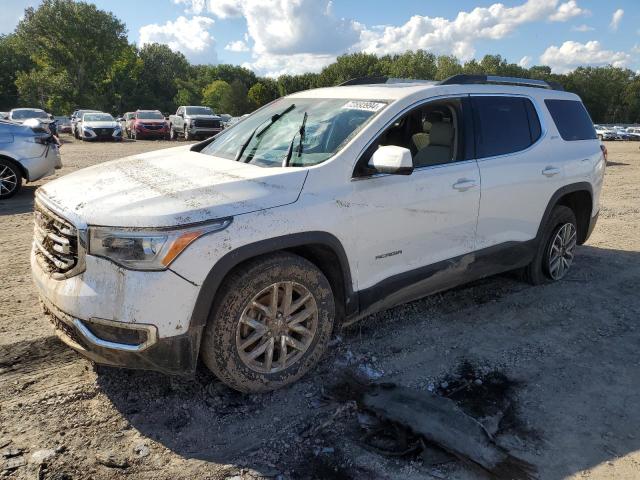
[14,0,128,111]
[247,82,277,109]
[202,80,231,111]
[0,34,33,110]
[379,50,438,80]
[137,43,190,113]
[220,79,250,115]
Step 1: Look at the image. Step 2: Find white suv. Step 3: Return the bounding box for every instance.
[31,75,605,392]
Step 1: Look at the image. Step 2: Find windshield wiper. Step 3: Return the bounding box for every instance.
[283,112,308,167]
[235,104,295,162]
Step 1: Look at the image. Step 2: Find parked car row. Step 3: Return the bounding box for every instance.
[594,124,640,141]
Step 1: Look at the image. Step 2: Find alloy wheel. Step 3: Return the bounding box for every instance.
[236,281,318,374]
[0,165,18,196]
[547,222,577,280]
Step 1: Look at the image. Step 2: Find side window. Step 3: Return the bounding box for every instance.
[472,96,541,158]
[355,98,469,176]
[544,99,596,141]
[177,107,184,116]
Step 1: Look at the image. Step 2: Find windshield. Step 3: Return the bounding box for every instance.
[84,113,114,122]
[12,109,48,120]
[201,98,386,168]
[137,111,164,119]
[185,106,214,115]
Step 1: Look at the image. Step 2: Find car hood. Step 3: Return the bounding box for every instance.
[38,145,308,228]
[84,121,118,128]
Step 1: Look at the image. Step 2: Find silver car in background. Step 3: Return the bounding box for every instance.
[0,120,61,199]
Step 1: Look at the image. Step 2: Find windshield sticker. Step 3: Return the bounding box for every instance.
[342,101,386,112]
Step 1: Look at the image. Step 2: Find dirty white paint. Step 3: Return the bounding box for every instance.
[32,82,603,344]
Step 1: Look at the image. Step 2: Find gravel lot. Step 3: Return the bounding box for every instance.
[1,137,639,479]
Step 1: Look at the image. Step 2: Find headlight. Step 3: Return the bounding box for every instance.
[88,219,232,270]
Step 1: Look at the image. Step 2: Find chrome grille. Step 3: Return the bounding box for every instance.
[33,200,85,278]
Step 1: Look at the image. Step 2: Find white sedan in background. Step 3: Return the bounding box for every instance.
[78,112,123,141]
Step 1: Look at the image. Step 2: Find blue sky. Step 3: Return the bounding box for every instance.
[3,1,639,76]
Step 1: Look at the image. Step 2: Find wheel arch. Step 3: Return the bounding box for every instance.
[536,182,594,245]
[0,154,28,182]
[188,232,357,332]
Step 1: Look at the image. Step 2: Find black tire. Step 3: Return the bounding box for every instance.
[201,252,335,393]
[169,126,177,141]
[184,128,191,141]
[522,205,577,285]
[132,130,138,141]
[0,158,23,199]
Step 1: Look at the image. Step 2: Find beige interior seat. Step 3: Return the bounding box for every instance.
[413,121,453,167]
[411,118,432,151]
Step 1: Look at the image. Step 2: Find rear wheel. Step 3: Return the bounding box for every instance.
[169,126,177,141]
[201,252,335,393]
[0,159,22,199]
[523,205,577,285]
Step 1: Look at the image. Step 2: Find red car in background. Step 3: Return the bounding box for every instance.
[128,110,169,140]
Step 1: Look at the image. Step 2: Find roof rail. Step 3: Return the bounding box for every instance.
[339,76,388,86]
[339,77,437,86]
[438,74,564,91]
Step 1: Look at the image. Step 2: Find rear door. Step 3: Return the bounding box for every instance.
[472,94,564,249]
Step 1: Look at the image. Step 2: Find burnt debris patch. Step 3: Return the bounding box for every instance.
[328,366,537,479]
[436,360,529,438]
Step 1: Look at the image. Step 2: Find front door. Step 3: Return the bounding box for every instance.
[348,96,480,305]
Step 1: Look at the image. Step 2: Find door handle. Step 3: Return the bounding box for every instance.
[542,166,560,177]
[452,179,476,191]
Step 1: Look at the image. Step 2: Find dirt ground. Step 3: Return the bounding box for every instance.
[1,137,639,480]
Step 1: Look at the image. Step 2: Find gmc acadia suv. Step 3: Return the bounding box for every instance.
[31,75,605,392]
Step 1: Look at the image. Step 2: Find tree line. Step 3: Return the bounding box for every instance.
[1,0,639,123]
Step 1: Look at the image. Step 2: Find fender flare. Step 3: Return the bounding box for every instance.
[187,231,356,330]
[535,182,593,243]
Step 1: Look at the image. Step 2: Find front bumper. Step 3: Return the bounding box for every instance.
[189,126,223,137]
[31,243,203,374]
[42,297,201,374]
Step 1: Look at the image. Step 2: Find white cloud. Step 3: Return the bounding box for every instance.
[174,0,243,18]
[571,24,594,32]
[225,40,249,52]
[540,40,630,73]
[356,0,589,61]
[610,9,624,31]
[518,55,533,68]
[549,1,588,22]
[177,0,359,75]
[172,0,592,75]
[139,16,217,63]
[243,53,336,78]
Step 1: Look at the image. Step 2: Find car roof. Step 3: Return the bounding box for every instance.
[11,107,46,112]
[288,81,580,103]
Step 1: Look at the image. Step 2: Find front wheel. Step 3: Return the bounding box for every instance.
[184,128,191,141]
[522,205,577,284]
[201,252,335,393]
[169,126,177,141]
[0,159,22,199]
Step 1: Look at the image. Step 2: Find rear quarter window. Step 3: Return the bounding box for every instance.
[544,99,596,141]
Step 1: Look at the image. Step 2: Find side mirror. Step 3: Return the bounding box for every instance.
[116,117,123,122]
[368,145,413,175]
[178,113,184,118]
